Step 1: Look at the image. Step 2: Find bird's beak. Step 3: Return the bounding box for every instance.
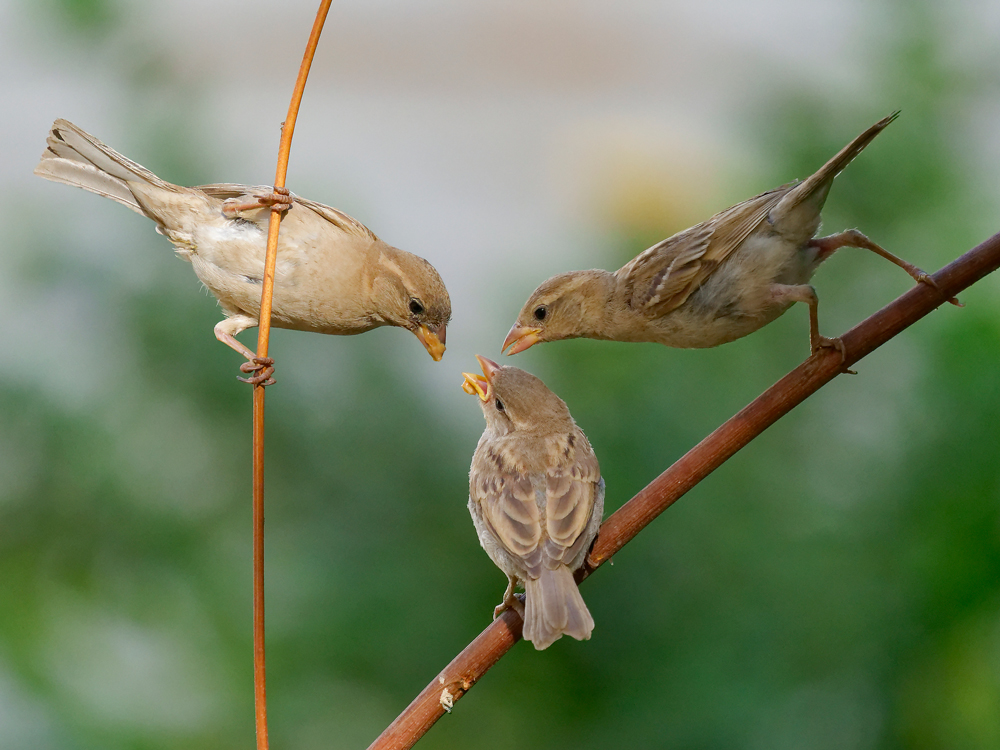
[502,323,541,356]
[461,355,500,401]
[415,323,446,361]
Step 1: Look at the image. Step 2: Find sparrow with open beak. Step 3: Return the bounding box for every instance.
[462,356,604,650]
[503,112,959,360]
[35,120,451,383]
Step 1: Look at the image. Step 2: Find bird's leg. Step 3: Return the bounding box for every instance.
[493,575,525,620]
[771,283,855,374]
[809,230,961,306]
[214,316,275,386]
[222,185,293,216]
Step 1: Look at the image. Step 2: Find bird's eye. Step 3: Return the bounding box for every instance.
[495,399,505,412]
[409,299,425,315]
[533,306,547,321]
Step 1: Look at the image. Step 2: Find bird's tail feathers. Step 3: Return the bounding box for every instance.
[523,566,594,650]
[775,111,899,218]
[34,119,177,215]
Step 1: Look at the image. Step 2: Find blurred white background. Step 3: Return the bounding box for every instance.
[6,0,997,400]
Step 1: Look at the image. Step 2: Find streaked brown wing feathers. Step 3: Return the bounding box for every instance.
[196,184,379,242]
[543,450,600,566]
[621,186,788,316]
[474,470,542,564]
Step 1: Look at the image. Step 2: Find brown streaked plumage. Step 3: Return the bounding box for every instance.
[34,120,451,382]
[504,112,958,360]
[462,355,604,650]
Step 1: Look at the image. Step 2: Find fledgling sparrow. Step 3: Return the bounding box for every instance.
[35,120,451,383]
[462,355,604,650]
[503,112,959,360]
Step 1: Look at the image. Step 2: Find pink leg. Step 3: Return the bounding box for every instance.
[810,229,961,305]
[222,185,293,217]
[771,283,855,373]
[493,575,525,620]
[214,317,275,387]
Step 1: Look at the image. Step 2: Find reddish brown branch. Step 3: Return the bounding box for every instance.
[251,3,333,750]
[367,230,1000,750]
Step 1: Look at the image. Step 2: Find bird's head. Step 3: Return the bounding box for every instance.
[372,244,451,361]
[502,270,613,355]
[462,355,573,437]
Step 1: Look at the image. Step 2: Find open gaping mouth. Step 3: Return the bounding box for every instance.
[461,355,500,400]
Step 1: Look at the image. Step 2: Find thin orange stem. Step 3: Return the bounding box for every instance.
[252,3,334,750]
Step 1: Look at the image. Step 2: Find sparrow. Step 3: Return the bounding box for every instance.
[34,119,451,383]
[462,355,604,650]
[503,112,959,360]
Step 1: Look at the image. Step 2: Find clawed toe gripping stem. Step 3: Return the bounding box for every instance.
[223,185,293,217]
[915,273,963,307]
[238,357,276,387]
[493,581,525,620]
[814,336,856,375]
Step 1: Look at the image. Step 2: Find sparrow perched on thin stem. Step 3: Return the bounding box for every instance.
[35,120,451,383]
[462,355,604,650]
[503,112,959,361]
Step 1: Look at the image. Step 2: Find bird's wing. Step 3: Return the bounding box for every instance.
[289,196,379,242]
[472,465,544,575]
[618,184,791,317]
[542,445,602,568]
[195,183,266,199]
[472,433,602,575]
[196,184,379,242]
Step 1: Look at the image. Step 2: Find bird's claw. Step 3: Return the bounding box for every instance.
[915,271,962,307]
[222,186,292,216]
[237,370,275,387]
[815,336,856,375]
[255,185,292,213]
[237,357,276,387]
[493,592,525,620]
[240,357,274,374]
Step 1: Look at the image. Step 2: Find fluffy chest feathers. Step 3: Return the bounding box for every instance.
[157,193,378,334]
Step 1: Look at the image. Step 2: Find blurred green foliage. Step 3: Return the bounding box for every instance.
[3,0,998,748]
[36,0,118,37]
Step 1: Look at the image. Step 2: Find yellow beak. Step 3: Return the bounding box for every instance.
[415,323,446,361]
[502,323,541,356]
[461,355,501,400]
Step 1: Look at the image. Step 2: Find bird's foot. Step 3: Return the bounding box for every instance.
[254,186,293,212]
[237,357,275,387]
[814,336,856,375]
[222,186,292,216]
[914,271,962,307]
[493,592,525,621]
